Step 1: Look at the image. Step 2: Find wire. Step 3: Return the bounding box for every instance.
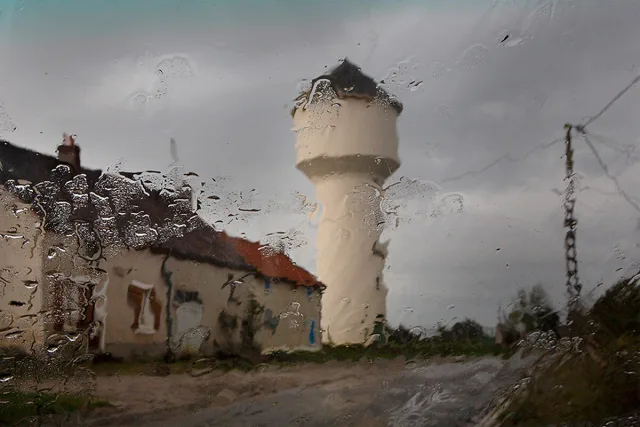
[581,73,640,129]
[567,72,640,215]
[584,130,640,162]
[582,132,640,215]
[441,136,562,184]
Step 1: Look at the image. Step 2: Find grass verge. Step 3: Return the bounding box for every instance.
[0,391,111,426]
[497,274,640,426]
[86,337,506,376]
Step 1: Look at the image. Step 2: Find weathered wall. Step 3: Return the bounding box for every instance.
[102,253,322,358]
[0,188,45,354]
[102,251,250,359]
[35,225,323,360]
[41,230,108,356]
[252,278,322,353]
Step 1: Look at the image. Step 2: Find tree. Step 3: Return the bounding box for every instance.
[498,284,560,345]
[450,318,485,341]
[386,324,416,344]
[436,323,453,341]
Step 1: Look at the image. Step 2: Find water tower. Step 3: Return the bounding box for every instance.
[292,59,402,344]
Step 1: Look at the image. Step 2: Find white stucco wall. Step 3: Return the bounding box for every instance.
[293,96,400,166]
[95,250,322,359]
[313,173,389,344]
[251,277,322,353]
[0,188,45,354]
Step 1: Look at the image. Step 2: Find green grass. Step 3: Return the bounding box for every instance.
[0,391,111,426]
[269,338,505,365]
[2,331,503,381]
[88,359,193,376]
[85,337,504,376]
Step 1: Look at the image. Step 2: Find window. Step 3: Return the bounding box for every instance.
[127,280,162,334]
[62,283,81,332]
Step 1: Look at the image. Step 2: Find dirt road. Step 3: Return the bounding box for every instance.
[82,353,536,427]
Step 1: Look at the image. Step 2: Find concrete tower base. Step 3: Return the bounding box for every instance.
[313,172,389,344]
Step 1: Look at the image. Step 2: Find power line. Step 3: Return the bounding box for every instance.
[581,73,640,129]
[439,71,640,185]
[583,130,640,163]
[581,131,640,215]
[441,136,562,184]
[566,71,640,215]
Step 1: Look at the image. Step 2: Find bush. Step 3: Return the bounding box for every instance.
[499,272,640,426]
[450,318,485,342]
[590,275,640,340]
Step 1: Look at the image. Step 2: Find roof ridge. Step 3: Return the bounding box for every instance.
[1,139,321,288]
[219,232,322,287]
[291,58,403,117]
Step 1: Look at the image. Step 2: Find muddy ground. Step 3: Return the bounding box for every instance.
[17,353,537,426]
[87,354,534,427]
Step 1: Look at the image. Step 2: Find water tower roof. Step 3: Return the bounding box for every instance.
[292,59,403,117]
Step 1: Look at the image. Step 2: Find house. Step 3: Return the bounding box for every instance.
[0,135,324,360]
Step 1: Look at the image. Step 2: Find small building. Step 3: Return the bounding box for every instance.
[0,136,323,360]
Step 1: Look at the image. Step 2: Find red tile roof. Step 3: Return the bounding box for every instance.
[220,233,322,288]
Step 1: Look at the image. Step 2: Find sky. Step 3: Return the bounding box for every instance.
[1,0,640,328]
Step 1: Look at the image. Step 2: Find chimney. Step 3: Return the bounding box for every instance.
[57,133,81,172]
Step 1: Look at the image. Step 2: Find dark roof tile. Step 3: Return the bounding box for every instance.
[0,139,319,287]
[291,58,403,117]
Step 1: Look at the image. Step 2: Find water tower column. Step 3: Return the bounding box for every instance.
[313,171,389,343]
[292,59,402,345]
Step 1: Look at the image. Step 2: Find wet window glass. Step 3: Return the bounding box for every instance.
[1,1,640,426]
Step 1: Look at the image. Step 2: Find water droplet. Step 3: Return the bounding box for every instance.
[456,44,490,71]
[408,80,423,92]
[23,280,37,290]
[0,101,17,135]
[72,354,95,365]
[230,279,244,288]
[0,373,14,383]
[503,36,524,47]
[254,363,269,373]
[409,326,425,339]
[5,330,23,339]
[65,332,82,342]
[0,313,14,329]
[130,92,150,107]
